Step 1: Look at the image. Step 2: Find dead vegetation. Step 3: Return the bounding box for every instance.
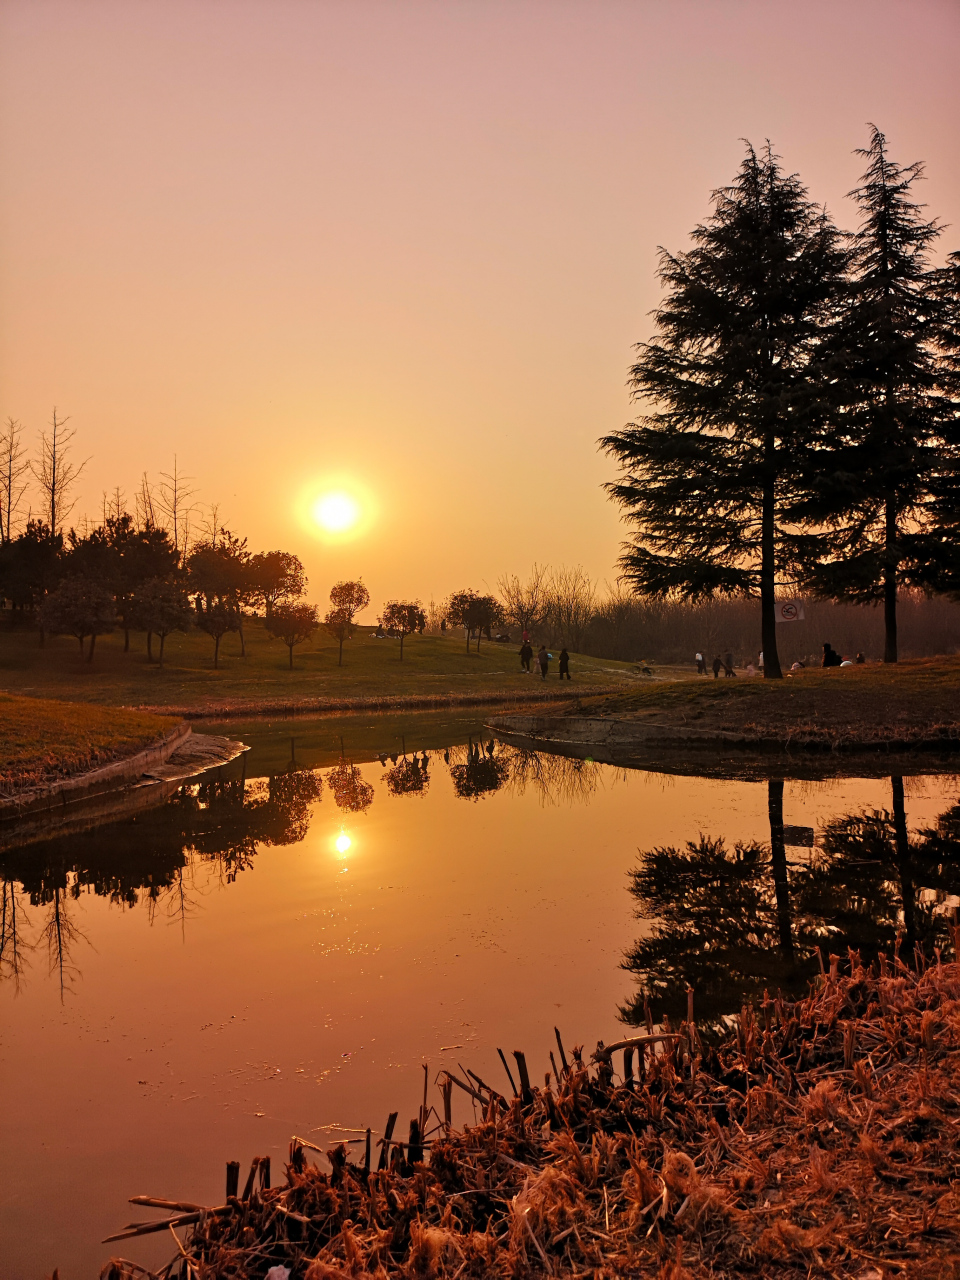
[99,939,960,1279]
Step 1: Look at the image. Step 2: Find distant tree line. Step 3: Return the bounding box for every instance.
[602,127,960,677]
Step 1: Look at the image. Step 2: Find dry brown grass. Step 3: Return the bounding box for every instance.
[102,941,960,1278]
[0,693,177,793]
[570,655,960,749]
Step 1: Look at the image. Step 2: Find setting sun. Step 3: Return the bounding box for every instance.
[314,491,360,534]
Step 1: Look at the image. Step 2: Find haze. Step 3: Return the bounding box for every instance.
[1,0,958,609]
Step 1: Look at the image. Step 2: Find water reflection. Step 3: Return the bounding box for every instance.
[621,775,960,1034]
[0,767,326,992]
[0,743,605,993]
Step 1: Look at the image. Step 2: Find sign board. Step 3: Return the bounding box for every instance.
[775,600,806,624]
[782,825,815,847]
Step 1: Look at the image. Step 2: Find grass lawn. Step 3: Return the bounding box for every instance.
[571,655,960,744]
[0,693,178,790]
[0,620,650,714]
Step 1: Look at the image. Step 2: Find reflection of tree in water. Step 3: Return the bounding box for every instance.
[501,747,605,806]
[621,776,960,1036]
[384,753,430,798]
[327,759,374,813]
[442,740,607,805]
[446,740,510,801]
[0,877,30,992]
[0,765,325,990]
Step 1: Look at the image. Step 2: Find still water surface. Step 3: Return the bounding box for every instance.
[1,710,958,1277]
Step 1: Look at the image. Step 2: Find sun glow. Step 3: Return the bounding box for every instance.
[314,491,360,534]
[335,829,352,857]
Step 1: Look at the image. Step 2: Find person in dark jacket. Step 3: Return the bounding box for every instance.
[822,642,843,667]
[558,648,570,679]
[519,641,533,672]
[712,655,722,679]
[537,645,549,679]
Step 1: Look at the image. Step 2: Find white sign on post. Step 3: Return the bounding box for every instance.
[775,600,805,623]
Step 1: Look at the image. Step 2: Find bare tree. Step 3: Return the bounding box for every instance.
[545,566,597,650]
[0,417,31,542]
[497,563,549,635]
[135,473,159,530]
[158,456,197,560]
[31,408,87,534]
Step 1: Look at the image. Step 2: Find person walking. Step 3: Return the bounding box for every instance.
[519,641,533,673]
[522,628,530,644]
[723,651,737,677]
[558,648,570,680]
[712,655,722,679]
[695,651,705,675]
[537,645,549,679]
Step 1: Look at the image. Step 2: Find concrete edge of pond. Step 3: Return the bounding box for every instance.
[486,714,960,779]
[0,726,250,828]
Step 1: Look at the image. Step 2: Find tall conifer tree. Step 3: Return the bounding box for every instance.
[602,144,847,678]
[798,128,952,662]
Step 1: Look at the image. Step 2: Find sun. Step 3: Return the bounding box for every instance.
[313,491,360,534]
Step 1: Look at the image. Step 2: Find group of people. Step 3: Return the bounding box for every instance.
[519,630,571,679]
[695,651,738,678]
[696,645,867,674]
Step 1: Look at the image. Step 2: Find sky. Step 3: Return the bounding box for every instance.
[1,0,958,612]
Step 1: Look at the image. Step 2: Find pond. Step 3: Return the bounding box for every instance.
[1,709,958,1277]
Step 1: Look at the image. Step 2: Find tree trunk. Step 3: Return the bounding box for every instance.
[288,643,293,669]
[78,635,84,653]
[158,633,166,669]
[400,632,405,660]
[465,628,470,652]
[883,494,898,663]
[338,636,343,666]
[767,778,794,960]
[760,462,783,679]
[147,631,154,662]
[238,623,246,657]
[214,634,221,669]
[891,776,916,948]
[124,627,130,653]
[87,633,97,662]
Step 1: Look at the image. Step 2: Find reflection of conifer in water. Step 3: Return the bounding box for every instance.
[620,832,804,1036]
[621,775,960,1035]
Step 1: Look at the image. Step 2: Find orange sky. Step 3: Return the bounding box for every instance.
[1,0,958,612]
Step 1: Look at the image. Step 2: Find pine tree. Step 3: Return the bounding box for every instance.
[602,144,847,678]
[799,127,953,662]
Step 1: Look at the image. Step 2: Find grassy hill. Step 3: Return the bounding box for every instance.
[0,620,650,714]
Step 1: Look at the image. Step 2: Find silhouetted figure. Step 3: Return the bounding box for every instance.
[440,618,446,633]
[519,641,533,672]
[723,651,736,677]
[537,645,549,679]
[695,651,705,675]
[522,628,530,644]
[558,648,570,679]
[855,652,865,664]
[822,642,842,668]
[712,655,722,679]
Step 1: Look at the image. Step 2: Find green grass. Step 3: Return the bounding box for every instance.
[573,655,960,743]
[0,692,178,789]
[0,621,647,714]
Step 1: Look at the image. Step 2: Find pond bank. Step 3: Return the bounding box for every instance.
[102,950,960,1279]
[489,656,960,756]
[137,684,622,720]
